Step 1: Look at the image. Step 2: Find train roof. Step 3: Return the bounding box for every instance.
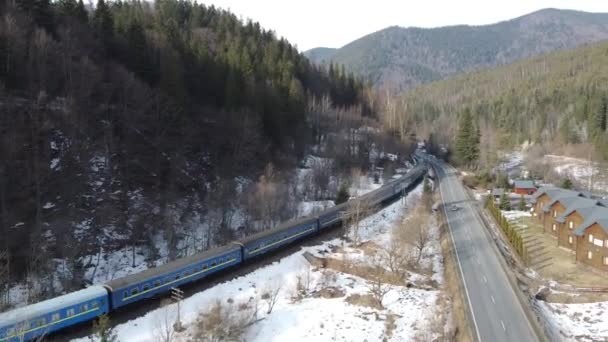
[239,215,319,245]
[105,243,241,290]
[0,285,108,327]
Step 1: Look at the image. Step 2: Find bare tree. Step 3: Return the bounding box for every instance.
[194,299,258,342]
[154,300,176,342]
[401,206,431,265]
[365,268,392,309]
[261,280,283,314]
[342,195,375,245]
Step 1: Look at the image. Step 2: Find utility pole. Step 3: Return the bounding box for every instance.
[171,287,184,332]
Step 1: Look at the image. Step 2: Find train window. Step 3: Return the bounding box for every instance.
[7,327,15,336]
[154,280,161,287]
[21,321,30,330]
[175,274,180,280]
[123,291,128,299]
[91,301,99,309]
[203,264,208,270]
[130,288,139,296]
[67,308,76,317]
[81,303,89,312]
[52,313,61,322]
[35,318,46,327]
[143,284,150,291]
[211,261,217,267]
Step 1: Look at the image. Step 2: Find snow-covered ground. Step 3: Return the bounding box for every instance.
[538,301,608,342]
[76,183,447,342]
[544,154,608,194]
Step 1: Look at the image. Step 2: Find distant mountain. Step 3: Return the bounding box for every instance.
[305,47,337,63]
[305,9,608,91]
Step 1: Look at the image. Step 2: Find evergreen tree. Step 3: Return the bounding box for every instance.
[93,0,114,50]
[76,0,88,23]
[561,178,574,189]
[499,192,511,211]
[423,177,432,194]
[518,195,526,211]
[92,315,118,342]
[454,108,479,167]
[335,183,350,205]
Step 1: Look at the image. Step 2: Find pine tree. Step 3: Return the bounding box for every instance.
[92,315,118,342]
[423,177,432,194]
[499,192,511,211]
[454,108,480,167]
[518,195,526,211]
[335,183,350,205]
[93,0,114,49]
[76,0,88,23]
[561,178,573,189]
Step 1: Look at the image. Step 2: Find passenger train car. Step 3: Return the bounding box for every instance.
[0,163,426,342]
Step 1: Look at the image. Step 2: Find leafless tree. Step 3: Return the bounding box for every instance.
[366,269,392,309]
[404,206,431,264]
[261,280,283,314]
[342,195,375,245]
[194,299,258,342]
[154,300,176,342]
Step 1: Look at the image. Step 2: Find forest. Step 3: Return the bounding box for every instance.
[0,0,407,308]
[380,40,608,168]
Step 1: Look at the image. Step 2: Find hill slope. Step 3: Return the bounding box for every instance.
[385,40,608,162]
[306,9,608,91]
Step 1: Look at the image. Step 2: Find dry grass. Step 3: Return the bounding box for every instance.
[344,293,383,310]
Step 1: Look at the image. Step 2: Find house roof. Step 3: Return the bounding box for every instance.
[542,190,586,212]
[513,180,535,189]
[531,186,561,203]
[574,207,608,236]
[555,198,601,223]
[491,188,505,196]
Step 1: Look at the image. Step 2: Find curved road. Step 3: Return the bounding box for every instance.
[425,155,539,342]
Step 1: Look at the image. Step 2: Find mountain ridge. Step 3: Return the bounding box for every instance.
[305,8,608,91]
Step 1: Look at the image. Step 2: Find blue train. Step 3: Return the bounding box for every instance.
[0,163,426,342]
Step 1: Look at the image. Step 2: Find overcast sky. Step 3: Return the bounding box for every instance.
[201,0,608,51]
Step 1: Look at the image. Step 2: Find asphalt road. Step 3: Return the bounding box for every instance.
[429,157,539,342]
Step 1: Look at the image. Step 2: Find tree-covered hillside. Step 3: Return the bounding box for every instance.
[384,40,608,166]
[0,0,373,300]
[306,8,608,92]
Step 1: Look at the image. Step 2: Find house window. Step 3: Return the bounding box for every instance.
[568,236,573,244]
[569,221,574,229]
[52,313,61,322]
[604,256,608,265]
[552,224,557,231]
[589,234,594,243]
[553,210,557,217]
[588,251,593,259]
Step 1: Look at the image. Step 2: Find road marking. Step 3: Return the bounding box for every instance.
[491,295,496,304]
[483,275,487,284]
[501,320,506,331]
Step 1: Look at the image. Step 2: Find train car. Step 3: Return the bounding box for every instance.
[240,216,318,260]
[0,286,109,342]
[104,243,242,309]
[318,202,347,230]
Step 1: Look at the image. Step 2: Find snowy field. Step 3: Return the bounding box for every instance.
[538,301,608,342]
[76,183,448,342]
[544,154,608,193]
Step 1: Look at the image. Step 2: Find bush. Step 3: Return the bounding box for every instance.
[335,183,350,204]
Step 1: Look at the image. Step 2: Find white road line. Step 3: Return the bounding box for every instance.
[491,295,496,304]
[501,320,506,331]
[483,275,488,284]
[434,164,482,342]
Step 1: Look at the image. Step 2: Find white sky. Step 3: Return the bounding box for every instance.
[200,0,608,51]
